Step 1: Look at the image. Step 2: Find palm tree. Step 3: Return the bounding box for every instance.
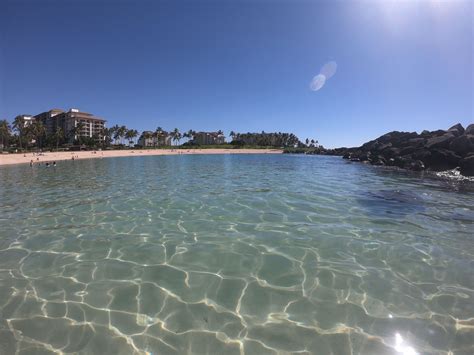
[109,125,119,144]
[0,119,11,149]
[125,129,133,147]
[171,128,181,146]
[112,126,121,145]
[31,121,46,150]
[100,127,113,147]
[111,125,126,145]
[55,127,64,150]
[125,129,138,147]
[72,121,86,144]
[118,126,127,145]
[142,131,153,147]
[12,116,25,150]
[155,127,165,147]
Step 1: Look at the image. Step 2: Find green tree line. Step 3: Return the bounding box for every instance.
[1,117,318,151]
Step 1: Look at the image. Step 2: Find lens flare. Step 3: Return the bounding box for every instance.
[320,61,337,79]
[310,74,326,91]
[310,61,337,92]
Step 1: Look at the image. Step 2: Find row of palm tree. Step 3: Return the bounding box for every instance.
[305,138,319,147]
[106,125,139,146]
[1,116,101,150]
[8,116,48,150]
[142,128,226,147]
[229,131,303,148]
[1,116,317,150]
[142,127,187,147]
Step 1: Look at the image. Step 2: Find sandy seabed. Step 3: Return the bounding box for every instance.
[0,148,283,166]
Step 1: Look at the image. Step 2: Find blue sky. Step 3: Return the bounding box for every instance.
[1,0,472,147]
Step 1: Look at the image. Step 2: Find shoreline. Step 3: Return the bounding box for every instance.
[0,148,283,166]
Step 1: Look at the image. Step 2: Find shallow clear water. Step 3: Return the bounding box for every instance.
[0,154,473,355]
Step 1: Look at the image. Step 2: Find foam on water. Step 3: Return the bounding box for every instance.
[0,155,473,354]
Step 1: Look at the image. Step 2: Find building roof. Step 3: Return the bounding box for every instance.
[65,110,106,122]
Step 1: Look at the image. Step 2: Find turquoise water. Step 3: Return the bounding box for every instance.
[0,154,473,354]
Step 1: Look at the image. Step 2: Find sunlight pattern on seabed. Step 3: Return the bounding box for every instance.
[0,154,473,354]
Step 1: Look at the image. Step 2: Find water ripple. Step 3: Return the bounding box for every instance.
[0,155,473,354]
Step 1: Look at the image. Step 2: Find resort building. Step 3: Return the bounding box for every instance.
[192,131,225,145]
[15,115,35,127]
[34,109,65,136]
[137,130,172,147]
[34,108,106,143]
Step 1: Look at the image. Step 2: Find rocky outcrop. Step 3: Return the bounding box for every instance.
[460,155,474,176]
[340,123,474,176]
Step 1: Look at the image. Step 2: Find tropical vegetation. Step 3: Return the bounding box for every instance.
[0,116,320,152]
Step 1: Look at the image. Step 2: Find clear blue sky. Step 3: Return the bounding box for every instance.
[1,0,472,147]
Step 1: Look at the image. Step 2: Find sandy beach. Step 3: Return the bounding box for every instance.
[0,148,283,166]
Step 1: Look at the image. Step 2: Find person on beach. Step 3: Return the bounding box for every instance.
[30,160,33,167]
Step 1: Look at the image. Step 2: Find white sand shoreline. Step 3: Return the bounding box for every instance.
[0,148,283,166]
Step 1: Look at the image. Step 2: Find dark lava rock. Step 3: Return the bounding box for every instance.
[449,134,474,156]
[399,146,417,156]
[362,131,417,150]
[370,156,386,166]
[425,129,448,137]
[448,123,465,136]
[375,143,392,152]
[412,149,432,164]
[459,155,474,176]
[407,138,426,147]
[425,149,461,171]
[409,160,425,171]
[336,123,473,176]
[382,147,401,158]
[358,152,370,162]
[425,133,456,150]
[393,155,412,169]
[465,124,474,135]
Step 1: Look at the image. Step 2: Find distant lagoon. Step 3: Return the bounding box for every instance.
[0,154,473,354]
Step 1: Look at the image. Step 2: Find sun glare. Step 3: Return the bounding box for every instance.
[375,0,463,32]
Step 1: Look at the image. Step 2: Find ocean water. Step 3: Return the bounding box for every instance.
[0,154,473,355]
